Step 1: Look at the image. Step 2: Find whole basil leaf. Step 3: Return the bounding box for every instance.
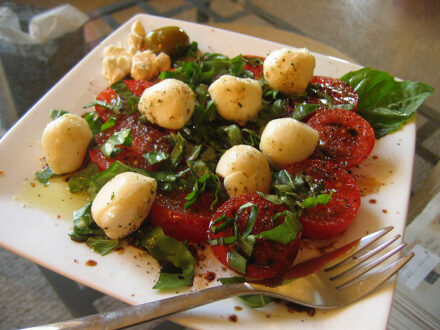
[341,67,434,137]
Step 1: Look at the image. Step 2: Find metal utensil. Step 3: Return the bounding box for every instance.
[31,226,413,330]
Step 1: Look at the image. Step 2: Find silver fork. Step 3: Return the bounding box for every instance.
[31,226,413,330]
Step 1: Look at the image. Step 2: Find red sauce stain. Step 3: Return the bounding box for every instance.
[285,302,316,316]
[372,155,378,160]
[228,314,238,322]
[369,199,377,204]
[86,260,97,266]
[115,247,125,254]
[203,272,216,282]
[382,209,388,214]
[234,306,243,311]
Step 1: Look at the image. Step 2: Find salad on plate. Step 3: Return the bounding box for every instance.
[35,19,433,306]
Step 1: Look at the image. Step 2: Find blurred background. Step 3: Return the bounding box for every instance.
[0,1,439,329]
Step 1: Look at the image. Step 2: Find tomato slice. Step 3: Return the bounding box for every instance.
[91,113,172,171]
[149,191,218,242]
[284,160,361,239]
[243,56,264,80]
[208,194,301,280]
[95,79,154,122]
[291,76,359,114]
[306,108,375,169]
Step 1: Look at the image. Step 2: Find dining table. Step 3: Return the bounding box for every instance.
[0,1,439,329]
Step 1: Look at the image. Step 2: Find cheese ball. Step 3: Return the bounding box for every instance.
[216,145,271,197]
[41,114,92,174]
[91,172,157,239]
[263,48,315,95]
[208,75,262,126]
[138,78,195,129]
[259,118,319,168]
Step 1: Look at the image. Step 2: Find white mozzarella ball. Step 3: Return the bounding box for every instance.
[41,114,92,174]
[102,46,132,84]
[138,78,195,129]
[91,172,157,239]
[216,145,271,197]
[263,48,315,95]
[259,118,319,168]
[208,75,262,126]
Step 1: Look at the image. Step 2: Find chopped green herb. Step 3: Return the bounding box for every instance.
[35,166,55,186]
[101,129,132,158]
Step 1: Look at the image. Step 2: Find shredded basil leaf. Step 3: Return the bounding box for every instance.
[70,202,105,241]
[218,276,246,284]
[68,162,100,193]
[50,109,68,120]
[84,111,103,135]
[239,295,274,308]
[100,116,117,131]
[143,151,169,165]
[101,129,132,157]
[141,226,194,289]
[256,210,302,244]
[292,104,320,120]
[87,237,119,256]
[35,166,55,186]
[227,249,247,274]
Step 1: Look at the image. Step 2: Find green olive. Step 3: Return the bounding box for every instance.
[145,26,190,58]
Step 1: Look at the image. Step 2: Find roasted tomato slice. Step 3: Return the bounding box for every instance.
[90,113,172,171]
[149,191,218,242]
[208,194,302,280]
[306,108,375,169]
[290,76,359,114]
[95,79,154,122]
[285,160,361,239]
[244,56,264,80]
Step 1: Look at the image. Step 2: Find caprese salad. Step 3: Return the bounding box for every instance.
[36,20,433,293]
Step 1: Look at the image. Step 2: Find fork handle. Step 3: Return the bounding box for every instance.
[29,283,253,329]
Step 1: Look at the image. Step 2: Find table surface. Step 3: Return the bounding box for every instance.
[0,1,439,329]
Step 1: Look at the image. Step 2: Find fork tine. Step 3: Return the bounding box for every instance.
[335,252,414,304]
[333,242,407,289]
[328,234,401,279]
[324,226,394,271]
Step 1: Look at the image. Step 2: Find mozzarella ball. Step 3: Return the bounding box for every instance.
[138,78,195,129]
[208,75,262,126]
[41,114,92,174]
[216,145,271,197]
[103,46,132,84]
[91,172,157,239]
[259,118,319,168]
[263,48,315,95]
[130,50,171,81]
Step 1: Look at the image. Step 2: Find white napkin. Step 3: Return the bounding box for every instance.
[0,4,89,44]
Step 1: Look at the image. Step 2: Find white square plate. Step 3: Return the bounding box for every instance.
[0,14,415,329]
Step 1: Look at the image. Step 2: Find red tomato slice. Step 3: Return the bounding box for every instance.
[284,160,361,239]
[91,113,172,171]
[290,76,359,114]
[243,56,264,80]
[208,194,301,280]
[149,191,218,242]
[306,108,375,169]
[95,79,154,122]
